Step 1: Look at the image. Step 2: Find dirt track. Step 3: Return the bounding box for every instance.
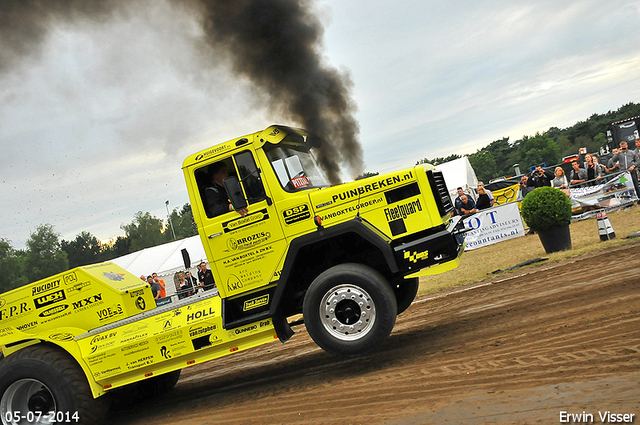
[115,242,640,424]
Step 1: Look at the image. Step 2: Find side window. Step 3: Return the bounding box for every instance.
[195,157,236,219]
[194,151,266,219]
[234,151,267,204]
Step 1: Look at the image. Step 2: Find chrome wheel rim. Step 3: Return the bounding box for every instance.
[1,379,56,425]
[320,284,376,341]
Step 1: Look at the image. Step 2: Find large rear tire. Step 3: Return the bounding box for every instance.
[0,344,107,425]
[303,263,397,357]
[393,277,420,315]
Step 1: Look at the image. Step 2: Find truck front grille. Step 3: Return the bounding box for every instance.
[427,170,454,216]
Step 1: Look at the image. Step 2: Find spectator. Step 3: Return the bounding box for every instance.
[634,138,640,156]
[458,194,477,216]
[198,262,216,291]
[453,187,466,216]
[592,155,608,175]
[607,148,620,173]
[518,175,534,200]
[527,164,552,188]
[147,275,161,301]
[476,186,491,210]
[477,182,494,207]
[551,167,570,196]
[177,272,194,300]
[608,141,640,197]
[583,153,602,184]
[152,273,166,298]
[569,161,587,186]
[186,272,198,290]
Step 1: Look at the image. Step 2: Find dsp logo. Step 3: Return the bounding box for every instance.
[283,204,311,225]
[34,290,66,309]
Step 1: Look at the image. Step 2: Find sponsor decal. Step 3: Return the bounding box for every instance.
[330,172,414,203]
[0,299,5,309]
[72,294,103,311]
[15,321,37,331]
[62,272,78,285]
[66,280,91,296]
[123,323,149,335]
[32,279,61,296]
[135,297,146,311]
[384,199,422,221]
[160,346,171,359]
[259,319,271,328]
[226,232,271,251]
[404,250,429,264]
[119,332,148,344]
[194,143,230,162]
[1,302,31,321]
[94,366,122,378]
[126,355,154,370]
[320,197,384,221]
[283,204,311,225]
[155,329,183,344]
[243,295,269,311]
[223,210,269,233]
[38,304,68,318]
[226,275,244,292]
[103,271,125,281]
[233,324,257,336]
[34,290,66,309]
[186,307,216,323]
[189,323,217,337]
[291,175,310,189]
[122,341,150,357]
[90,332,118,345]
[315,201,333,209]
[49,332,75,341]
[129,289,145,298]
[96,304,124,322]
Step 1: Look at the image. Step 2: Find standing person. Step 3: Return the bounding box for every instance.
[198,262,216,291]
[607,148,620,173]
[458,194,477,216]
[569,161,587,186]
[551,167,570,196]
[185,272,198,292]
[528,164,552,188]
[475,186,491,210]
[477,182,494,207]
[177,273,193,299]
[583,153,602,185]
[147,275,161,302]
[592,155,608,175]
[518,175,533,200]
[152,273,166,298]
[608,141,640,198]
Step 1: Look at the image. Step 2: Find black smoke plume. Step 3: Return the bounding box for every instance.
[0,0,363,183]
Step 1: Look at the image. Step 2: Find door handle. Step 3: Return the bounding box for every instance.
[208,232,223,239]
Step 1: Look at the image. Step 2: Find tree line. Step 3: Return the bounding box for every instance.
[415,102,640,183]
[0,203,197,293]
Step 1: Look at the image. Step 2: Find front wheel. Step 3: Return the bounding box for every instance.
[0,344,107,425]
[303,263,397,357]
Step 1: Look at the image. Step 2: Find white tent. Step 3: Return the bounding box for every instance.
[435,156,478,199]
[111,235,208,296]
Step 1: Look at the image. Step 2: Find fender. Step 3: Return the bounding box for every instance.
[269,218,398,342]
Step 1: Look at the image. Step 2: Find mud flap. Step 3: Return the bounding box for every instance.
[271,310,294,343]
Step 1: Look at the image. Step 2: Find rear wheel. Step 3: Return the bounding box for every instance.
[0,344,107,425]
[303,263,397,357]
[393,277,420,315]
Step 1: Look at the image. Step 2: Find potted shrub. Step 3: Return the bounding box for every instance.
[520,186,573,253]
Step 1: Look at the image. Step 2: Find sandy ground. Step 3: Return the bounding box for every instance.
[113,242,640,424]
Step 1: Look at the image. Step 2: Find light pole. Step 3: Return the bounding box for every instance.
[165,200,177,240]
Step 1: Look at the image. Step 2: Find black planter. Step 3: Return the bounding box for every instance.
[537,224,572,254]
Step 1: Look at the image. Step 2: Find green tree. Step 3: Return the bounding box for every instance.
[467,151,497,183]
[0,239,28,293]
[24,224,69,283]
[168,203,198,239]
[416,154,461,166]
[121,212,166,252]
[593,132,608,150]
[355,171,379,180]
[517,133,560,170]
[61,231,102,268]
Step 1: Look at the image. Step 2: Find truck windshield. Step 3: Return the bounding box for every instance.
[265,145,329,191]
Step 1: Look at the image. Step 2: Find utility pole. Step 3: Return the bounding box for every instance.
[165,200,177,240]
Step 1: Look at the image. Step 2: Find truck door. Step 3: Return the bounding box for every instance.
[193,150,286,299]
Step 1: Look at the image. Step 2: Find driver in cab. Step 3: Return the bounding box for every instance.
[205,161,248,218]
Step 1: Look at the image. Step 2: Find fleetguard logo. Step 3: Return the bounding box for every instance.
[226,232,271,251]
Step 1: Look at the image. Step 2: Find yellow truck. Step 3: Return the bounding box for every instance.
[0,125,465,423]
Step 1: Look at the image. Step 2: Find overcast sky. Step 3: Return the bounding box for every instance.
[2,0,640,249]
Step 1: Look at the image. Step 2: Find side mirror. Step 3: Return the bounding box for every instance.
[223,176,248,211]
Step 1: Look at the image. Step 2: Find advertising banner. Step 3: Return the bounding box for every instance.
[569,172,638,218]
[462,203,526,250]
